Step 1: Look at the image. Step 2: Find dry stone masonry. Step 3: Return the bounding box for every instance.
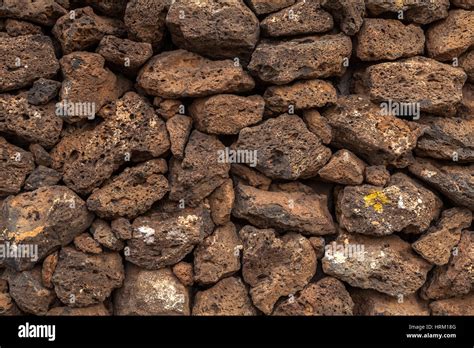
[0,0,472,317]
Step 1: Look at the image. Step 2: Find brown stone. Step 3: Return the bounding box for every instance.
[51,92,170,195]
[58,51,132,123]
[27,78,61,106]
[24,165,62,191]
[309,237,325,259]
[169,130,230,206]
[273,277,354,316]
[166,0,259,60]
[0,291,22,315]
[337,173,442,236]
[114,265,190,315]
[452,0,474,9]
[189,94,264,135]
[5,19,42,36]
[318,149,366,185]
[87,159,169,220]
[302,110,332,145]
[124,0,169,49]
[46,303,110,316]
[248,34,352,85]
[0,0,67,26]
[111,218,133,241]
[412,208,472,265]
[363,57,467,116]
[52,6,126,54]
[323,95,423,168]
[246,0,295,15]
[415,116,474,163]
[73,233,102,254]
[365,165,390,186]
[172,261,194,287]
[52,247,124,307]
[96,35,153,77]
[0,137,34,197]
[72,0,128,17]
[90,219,124,251]
[230,163,271,190]
[459,83,474,119]
[138,50,255,99]
[421,231,473,300]
[209,179,235,226]
[460,50,474,83]
[426,9,474,61]
[194,222,241,285]
[41,252,58,289]
[235,114,331,180]
[321,0,365,35]
[193,276,256,316]
[430,293,474,315]
[233,184,335,236]
[408,158,474,210]
[126,205,214,269]
[261,1,333,38]
[0,35,59,92]
[0,185,93,270]
[4,266,55,315]
[351,289,430,316]
[356,19,425,61]
[29,144,52,167]
[166,115,193,159]
[322,231,433,296]
[155,99,183,120]
[240,226,317,314]
[263,79,337,114]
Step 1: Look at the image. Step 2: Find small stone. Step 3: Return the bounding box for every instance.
[1,185,93,270]
[318,149,366,185]
[172,262,194,287]
[356,19,425,61]
[0,0,67,26]
[29,144,52,167]
[189,94,264,135]
[166,115,193,159]
[126,205,214,269]
[321,0,365,35]
[324,95,423,168]
[0,291,22,315]
[0,137,34,197]
[96,35,153,77]
[52,247,124,307]
[240,226,317,314]
[111,218,133,241]
[27,78,61,105]
[351,289,430,316]
[421,231,473,300]
[4,266,55,315]
[166,0,259,60]
[430,293,474,315]
[273,277,354,316]
[459,83,474,118]
[169,130,230,206]
[194,222,241,285]
[90,219,124,251]
[5,19,42,36]
[261,1,333,38]
[75,0,128,17]
[322,231,432,296]
[408,158,474,210]
[364,165,390,186]
[114,265,190,315]
[235,114,332,180]
[263,79,337,114]
[155,99,183,120]
[0,93,63,148]
[124,0,169,49]
[193,277,256,316]
[87,159,169,220]
[302,110,332,145]
[233,184,335,236]
[0,35,59,92]
[246,0,295,15]
[451,0,474,9]
[412,208,472,265]
[73,233,103,254]
[46,303,110,316]
[460,50,474,83]
[52,6,126,54]
[230,164,272,190]
[337,173,442,236]
[363,57,467,116]
[208,179,235,226]
[309,237,325,259]
[138,49,254,98]
[426,9,474,61]
[24,166,62,191]
[248,33,352,85]
[41,252,58,289]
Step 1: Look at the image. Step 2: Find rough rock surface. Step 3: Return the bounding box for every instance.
[0,137,35,196]
[90,219,124,251]
[245,0,295,15]
[318,149,366,185]
[430,293,474,315]
[0,0,67,26]
[27,78,61,105]
[321,0,365,35]
[166,115,193,159]
[365,166,390,186]
[172,261,194,287]
[322,231,433,296]
[24,165,62,191]
[208,179,235,226]
[46,303,110,316]
[240,225,317,314]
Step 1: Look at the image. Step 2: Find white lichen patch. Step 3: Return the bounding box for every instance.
[137,226,155,244]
